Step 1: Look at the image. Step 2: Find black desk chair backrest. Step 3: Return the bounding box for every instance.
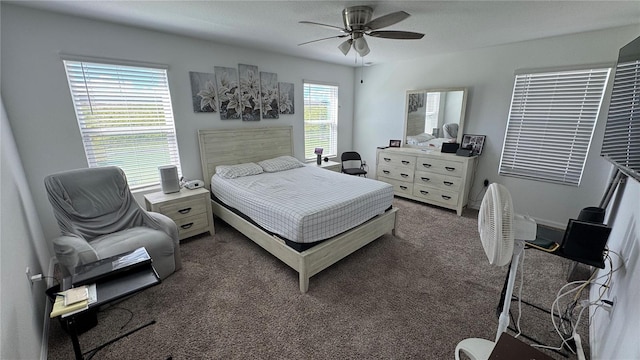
[341,151,367,177]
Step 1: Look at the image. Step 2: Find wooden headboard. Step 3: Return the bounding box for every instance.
[198,126,294,190]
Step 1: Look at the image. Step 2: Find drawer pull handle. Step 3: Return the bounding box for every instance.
[443,181,453,186]
[383,170,390,174]
[180,222,194,230]
[401,173,409,178]
[441,195,452,200]
[422,163,432,168]
[400,186,408,190]
[401,160,410,165]
[445,167,456,172]
[421,177,430,182]
[178,207,192,214]
[420,190,429,195]
[384,157,391,162]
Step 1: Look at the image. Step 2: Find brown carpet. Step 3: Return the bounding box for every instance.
[47,198,588,359]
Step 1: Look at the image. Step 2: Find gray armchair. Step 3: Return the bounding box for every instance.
[44,166,181,279]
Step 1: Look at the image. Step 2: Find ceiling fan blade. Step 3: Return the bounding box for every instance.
[299,21,348,33]
[298,34,349,46]
[368,30,425,40]
[364,11,410,30]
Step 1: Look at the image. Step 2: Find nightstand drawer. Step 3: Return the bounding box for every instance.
[175,213,210,239]
[144,187,215,241]
[159,198,207,221]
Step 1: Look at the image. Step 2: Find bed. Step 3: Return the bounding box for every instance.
[198,126,398,292]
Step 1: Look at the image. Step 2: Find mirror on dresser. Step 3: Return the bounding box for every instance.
[402,88,468,149]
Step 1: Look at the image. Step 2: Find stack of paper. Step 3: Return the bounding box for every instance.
[50,284,97,318]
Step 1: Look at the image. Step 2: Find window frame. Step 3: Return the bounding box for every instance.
[303,81,339,161]
[62,57,182,190]
[499,66,611,186]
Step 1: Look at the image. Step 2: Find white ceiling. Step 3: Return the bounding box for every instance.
[8,1,640,67]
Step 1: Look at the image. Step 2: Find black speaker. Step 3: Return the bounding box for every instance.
[441,143,460,153]
[560,219,611,268]
[456,148,474,157]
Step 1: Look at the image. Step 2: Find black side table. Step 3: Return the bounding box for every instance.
[55,251,161,360]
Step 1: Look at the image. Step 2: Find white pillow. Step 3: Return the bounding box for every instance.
[258,156,304,173]
[216,162,263,179]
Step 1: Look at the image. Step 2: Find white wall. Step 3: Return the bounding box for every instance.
[1,99,51,359]
[353,25,640,228]
[0,4,355,245]
[590,176,640,359]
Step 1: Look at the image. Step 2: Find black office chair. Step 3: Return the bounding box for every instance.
[341,151,367,177]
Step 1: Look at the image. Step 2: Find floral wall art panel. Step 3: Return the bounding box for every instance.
[238,64,261,121]
[278,82,294,114]
[214,66,240,120]
[260,72,279,119]
[189,72,217,113]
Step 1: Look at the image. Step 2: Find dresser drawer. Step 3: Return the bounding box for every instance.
[413,184,459,206]
[378,177,414,196]
[378,152,416,170]
[416,156,464,177]
[377,164,415,182]
[174,213,210,239]
[159,197,207,221]
[414,170,462,192]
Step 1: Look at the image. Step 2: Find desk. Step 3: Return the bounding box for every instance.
[496,224,600,358]
[58,256,160,360]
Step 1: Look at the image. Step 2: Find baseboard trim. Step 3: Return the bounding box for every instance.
[40,256,57,360]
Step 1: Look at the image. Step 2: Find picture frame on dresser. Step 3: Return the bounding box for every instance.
[461,134,486,155]
[389,139,402,147]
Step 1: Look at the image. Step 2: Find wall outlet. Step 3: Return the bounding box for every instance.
[25,266,32,286]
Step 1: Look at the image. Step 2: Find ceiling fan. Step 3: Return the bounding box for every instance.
[299,5,425,57]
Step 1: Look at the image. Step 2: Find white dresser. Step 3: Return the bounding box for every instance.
[376,147,477,215]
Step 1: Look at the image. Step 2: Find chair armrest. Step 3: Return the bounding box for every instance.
[52,235,99,275]
[148,212,182,271]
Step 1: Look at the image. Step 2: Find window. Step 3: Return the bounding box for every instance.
[303,82,338,160]
[601,58,640,180]
[499,67,610,186]
[63,60,181,189]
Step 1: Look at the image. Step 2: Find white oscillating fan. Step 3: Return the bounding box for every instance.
[455,183,537,360]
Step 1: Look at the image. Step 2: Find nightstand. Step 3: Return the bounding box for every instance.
[311,160,341,172]
[144,187,215,241]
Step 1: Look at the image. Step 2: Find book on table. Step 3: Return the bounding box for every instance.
[50,284,97,318]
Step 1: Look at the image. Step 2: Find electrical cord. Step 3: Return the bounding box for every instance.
[532,258,622,354]
[514,248,526,338]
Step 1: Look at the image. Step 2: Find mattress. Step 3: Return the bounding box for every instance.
[211,165,394,243]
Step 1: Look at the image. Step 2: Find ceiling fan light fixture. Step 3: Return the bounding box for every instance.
[354,37,370,57]
[338,39,352,55]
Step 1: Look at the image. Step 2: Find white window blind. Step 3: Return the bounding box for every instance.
[499,67,610,186]
[601,59,640,180]
[303,82,338,160]
[63,60,181,189]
